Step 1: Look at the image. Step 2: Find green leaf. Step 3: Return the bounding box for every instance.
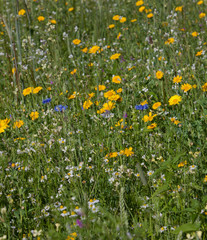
[151,184,168,199]
[181,208,196,212]
[190,183,203,191]
[153,152,185,176]
[173,223,200,234]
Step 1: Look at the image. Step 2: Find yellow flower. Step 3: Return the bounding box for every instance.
[33,86,42,94]
[175,6,183,12]
[68,91,77,99]
[181,83,192,92]
[108,24,115,29]
[120,17,126,23]
[95,85,106,91]
[147,123,157,129]
[131,19,137,22]
[117,32,121,39]
[191,32,198,37]
[0,127,5,133]
[147,13,153,18]
[18,9,26,16]
[68,7,74,12]
[110,53,121,60]
[128,66,135,71]
[102,101,115,111]
[199,13,206,18]
[0,118,10,133]
[136,0,144,6]
[12,68,16,74]
[143,112,157,122]
[178,161,187,167]
[152,102,161,110]
[156,71,164,79]
[140,100,148,105]
[70,69,77,75]
[104,90,116,99]
[168,95,182,105]
[81,47,88,53]
[139,6,145,12]
[50,19,56,24]
[72,39,81,45]
[193,84,197,88]
[38,16,45,22]
[30,111,39,120]
[117,88,122,93]
[124,147,134,157]
[202,82,207,92]
[108,94,121,101]
[112,15,120,21]
[70,232,77,238]
[13,120,24,129]
[165,38,175,44]
[197,1,203,5]
[112,75,121,84]
[174,120,181,125]
[173,75,182,83]
[196,50,203,56]
[88,92,95,98]
[88,46,100,54]
[83,99,93,110]
[23,87,33,96]
[109,152,118,158]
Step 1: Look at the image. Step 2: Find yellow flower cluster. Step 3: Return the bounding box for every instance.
[106,147,134,158]
[23,86,43,96]
[83,99,93,110]
[13,120,24,129]
[30,112,39,120]
[97,101,115,114]
[0,118,10,133]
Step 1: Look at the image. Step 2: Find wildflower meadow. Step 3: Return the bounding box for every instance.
[0,0,207,239]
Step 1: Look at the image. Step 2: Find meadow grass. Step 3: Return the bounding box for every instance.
[0,0,207,239]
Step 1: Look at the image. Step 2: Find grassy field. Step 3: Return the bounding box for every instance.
[0,0,207,239]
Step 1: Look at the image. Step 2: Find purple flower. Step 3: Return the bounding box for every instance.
[123,112,127,118]
[76,219,83,228]
[42,98,51,104]
[54,105,68,112]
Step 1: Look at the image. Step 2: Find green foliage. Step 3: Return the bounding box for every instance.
[0,0,206,239]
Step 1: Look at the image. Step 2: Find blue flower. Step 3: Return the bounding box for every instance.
[54,105,68,112]
[135,104,148,110]
[143,104,148,110]
[42,98,51,104]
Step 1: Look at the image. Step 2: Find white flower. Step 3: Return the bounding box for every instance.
[0,236,7,240]
[189,165,197,171]
[59,205,67,211]
[147,170,154,176]
[109,177,115,183]
[31,230,42,237]
[160,226,167,233]
[61,211,69,217]
[141,204,148,209]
